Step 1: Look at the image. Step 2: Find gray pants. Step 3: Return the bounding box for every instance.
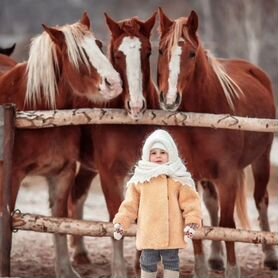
[140,249,179,272]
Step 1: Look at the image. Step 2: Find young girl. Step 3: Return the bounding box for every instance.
[113,129,202,278]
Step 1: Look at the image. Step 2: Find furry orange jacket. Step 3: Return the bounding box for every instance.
[113,175,202,250]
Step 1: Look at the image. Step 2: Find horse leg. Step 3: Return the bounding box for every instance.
[217,175,240,278]
[251,148,278,270]
[68,165,97,264]
[192,239,208,278]
[48,162,81,278]
[99,171,126,278]
[134,250,141,277]
[201,181,224,271]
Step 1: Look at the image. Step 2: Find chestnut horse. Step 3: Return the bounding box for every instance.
[157,8,277,278]
[68,13,159,277]
[0,13,122,278]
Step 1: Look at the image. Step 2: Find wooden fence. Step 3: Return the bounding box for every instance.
[1,104,278,276]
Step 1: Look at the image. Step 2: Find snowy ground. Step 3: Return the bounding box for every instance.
[10,159,278,278]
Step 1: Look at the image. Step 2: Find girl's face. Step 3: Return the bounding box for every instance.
[149,148,169,164]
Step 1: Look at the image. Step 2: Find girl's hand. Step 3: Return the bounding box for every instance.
[184,223,199,239]
[113,223,124,240]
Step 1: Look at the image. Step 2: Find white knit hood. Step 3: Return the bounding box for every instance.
[127,129,195,188]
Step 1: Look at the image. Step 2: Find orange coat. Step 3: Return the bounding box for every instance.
[113,175,202,250]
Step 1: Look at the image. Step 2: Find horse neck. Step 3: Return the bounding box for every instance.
[182,49,231,113]
[0,63,27,109]
[0,62,75,110]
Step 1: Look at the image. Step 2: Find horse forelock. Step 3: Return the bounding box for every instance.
[62,23,92,71]
[161,17,187,57]
[26,31,59,109]
[66,22,119,85]
[120,19,141,36]
[207,51,243,110]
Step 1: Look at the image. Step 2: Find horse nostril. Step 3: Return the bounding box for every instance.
[159,92,165,103]
[104,78,111,87]
[127,100,131,111]
[175,93,180,104]
[142,99,147,110]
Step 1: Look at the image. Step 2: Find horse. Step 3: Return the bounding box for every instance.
[68,12,159,277]
[0,43,16,56]
[0,12,122,278]
[157,8,277,278]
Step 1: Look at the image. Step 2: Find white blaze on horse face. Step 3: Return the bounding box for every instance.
[119,37,145,117]
[167,45,182,105]
[81,36,122,99]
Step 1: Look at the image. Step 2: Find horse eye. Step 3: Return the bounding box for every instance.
[114,53,122,61]
[159,49,163,55]
[189,51,196,58]
[95,39,103,50]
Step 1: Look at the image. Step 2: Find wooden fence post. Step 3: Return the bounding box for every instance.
[0,104,16,277]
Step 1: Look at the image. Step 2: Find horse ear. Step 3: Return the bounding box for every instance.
[186,10,199,35]
[104,13,122,38]
[140,11,157,38]
[158,7,174,36]
[80,11,91,29]
[42,24,65,47]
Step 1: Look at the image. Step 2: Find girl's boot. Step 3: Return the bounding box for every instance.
[141,270,157,278]
[164,269,179,278]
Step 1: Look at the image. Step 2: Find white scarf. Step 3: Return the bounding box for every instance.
[127,129,195,188]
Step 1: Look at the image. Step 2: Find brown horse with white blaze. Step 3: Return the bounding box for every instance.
[157,8,277,278]
[68,12,159,277]
[0,13,122,278]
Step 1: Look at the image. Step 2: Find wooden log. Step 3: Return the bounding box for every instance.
[16,108,278,133]
[12,213,278,245]
[0,104,16,277]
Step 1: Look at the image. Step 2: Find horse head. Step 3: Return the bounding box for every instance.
[158,8,201,111]
[105,12,157,119]
[26,12,122,109]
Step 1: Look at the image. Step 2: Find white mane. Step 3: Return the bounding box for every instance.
[25,23,92,109]
[207,51,244,111]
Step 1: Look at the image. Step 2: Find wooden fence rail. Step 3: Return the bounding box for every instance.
[12,212,278,245]
[1,105,278,277]
[16,108,278,132]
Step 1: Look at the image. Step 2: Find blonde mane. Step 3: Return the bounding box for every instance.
[25,22,92,109]
[207,51,243,110]
[162,19,243,110]
[161,17,187,58]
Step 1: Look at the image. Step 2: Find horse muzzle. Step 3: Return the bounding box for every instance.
[159,91,181,112]
[126,98,147,120]
[100,77,123,100]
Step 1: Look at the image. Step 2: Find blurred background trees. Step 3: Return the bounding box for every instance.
[0,0,277,106]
